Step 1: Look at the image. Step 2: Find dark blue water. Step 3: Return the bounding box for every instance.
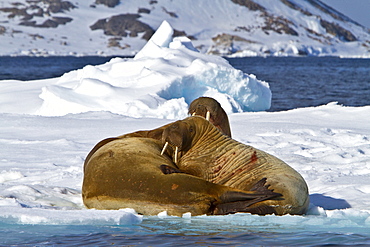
[0,56,369,111]
[0,56,115,81]
[2,216,370,246]
[228,57,370,111]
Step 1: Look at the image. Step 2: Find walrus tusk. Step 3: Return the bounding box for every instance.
[206,111,211,121]
[161,142,169,155]
[191,111,210,121]
[174,146,179,164]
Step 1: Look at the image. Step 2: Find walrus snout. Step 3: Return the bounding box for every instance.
[189,97,217,122]
[160,142,180,164]
[161,121,195,163]
[189,104,211,121]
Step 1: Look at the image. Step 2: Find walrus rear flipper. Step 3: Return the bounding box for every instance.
[245,205,278,215]
[213,200,278,215]
[213,178,282,215]
[219,178,281,202]
[213,190,281,215]
[250,178,274,193]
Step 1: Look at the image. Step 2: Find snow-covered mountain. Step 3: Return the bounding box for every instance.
[0,0,369,57]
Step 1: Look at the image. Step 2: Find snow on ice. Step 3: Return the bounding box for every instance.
[0,22,370,229]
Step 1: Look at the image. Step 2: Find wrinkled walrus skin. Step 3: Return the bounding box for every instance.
[161,116,310,215]
[188,97,232,137]
[82,137,281,216]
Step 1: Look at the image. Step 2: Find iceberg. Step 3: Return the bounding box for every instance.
[2,21,271,117]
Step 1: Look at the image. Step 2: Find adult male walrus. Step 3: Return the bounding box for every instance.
[160,116,310,215]
[188,97,232,137]
[82,136,281,216]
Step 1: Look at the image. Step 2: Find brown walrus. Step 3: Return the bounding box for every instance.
[188,97,232,137]
[82,136,281,216]
[160,116,310,215]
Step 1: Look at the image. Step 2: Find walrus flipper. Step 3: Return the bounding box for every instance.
[213,200,278,215]
[213,178,282,215]
[213,190,280,215]
[245,205,278,215]
[250,178,275,193]
[220,178,281,202]
[160,164,184,174]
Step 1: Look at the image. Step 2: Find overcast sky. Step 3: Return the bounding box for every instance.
[320,0,370,28]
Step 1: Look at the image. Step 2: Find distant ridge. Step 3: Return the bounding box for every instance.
[0,0,369,57]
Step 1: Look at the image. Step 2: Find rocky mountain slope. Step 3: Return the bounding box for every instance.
[0,0,369,57]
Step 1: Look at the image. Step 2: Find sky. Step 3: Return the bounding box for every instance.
[321,0,370,28]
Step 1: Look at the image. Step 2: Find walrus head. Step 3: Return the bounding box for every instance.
[161,120,196,163]
[161,116,218,164]
[189,97,212,120]
[188,97,231,137]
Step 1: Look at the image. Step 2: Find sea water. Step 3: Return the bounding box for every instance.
[1,214,370,246]
[0,56,369,111]
[228,57,370,111]
[0,56,370,246]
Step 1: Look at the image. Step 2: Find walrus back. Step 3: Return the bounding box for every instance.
[178,120,309,215]
[220,144,310,215]
[82,138,178,211]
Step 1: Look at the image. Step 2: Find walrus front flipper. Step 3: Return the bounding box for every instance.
[160,164,184,174]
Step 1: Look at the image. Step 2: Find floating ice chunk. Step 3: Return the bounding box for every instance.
[182,212,192,218]
[157,211,168,218]
[7,21,271,117]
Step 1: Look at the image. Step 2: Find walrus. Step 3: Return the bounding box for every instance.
[188,97,232,137]
[160,116,310,215]
[82,136,281,216]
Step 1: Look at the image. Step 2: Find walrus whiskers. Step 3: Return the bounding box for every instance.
[161,141,169,155]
